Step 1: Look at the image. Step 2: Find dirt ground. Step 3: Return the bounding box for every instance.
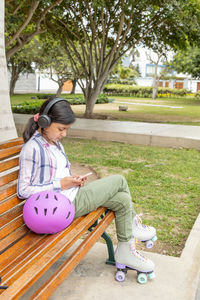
[71,162,172,256]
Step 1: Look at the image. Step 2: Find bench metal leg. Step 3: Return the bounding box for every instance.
[89,211,115,266]
[89,226,115,265]
[101,231,115,265]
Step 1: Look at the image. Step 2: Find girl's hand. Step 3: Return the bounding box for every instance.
[73,175,87,187]
[60,176,83,190]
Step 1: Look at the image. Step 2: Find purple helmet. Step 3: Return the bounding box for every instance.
[23,191,75,234]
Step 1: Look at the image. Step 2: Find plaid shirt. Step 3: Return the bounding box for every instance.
[17,131,71,199]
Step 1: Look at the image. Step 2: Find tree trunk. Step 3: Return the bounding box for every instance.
[10,79,17,96]
[152,63,158,100]
[0,1,17,141]
[84,90,100,118]
[152,86,158,100]
[84,101,94,118]
[9,65,19,96]
[70,79,76,94]
[56,82,64,97]
[83,76,109,118]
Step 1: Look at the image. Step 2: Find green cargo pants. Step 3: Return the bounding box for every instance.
[74,175,136,242]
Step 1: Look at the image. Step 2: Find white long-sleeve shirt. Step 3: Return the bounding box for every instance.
[17,130,79,201]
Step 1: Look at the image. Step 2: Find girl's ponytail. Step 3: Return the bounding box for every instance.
[23,117,39,143]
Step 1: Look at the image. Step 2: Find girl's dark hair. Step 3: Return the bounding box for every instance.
[23,96,75,143]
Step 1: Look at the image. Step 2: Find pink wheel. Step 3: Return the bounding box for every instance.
[115,270,125,282]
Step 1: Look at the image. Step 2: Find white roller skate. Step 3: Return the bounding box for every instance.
[115,237,155,284]
[132,214,157,249]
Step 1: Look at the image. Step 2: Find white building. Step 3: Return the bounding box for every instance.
[128,47,200,93]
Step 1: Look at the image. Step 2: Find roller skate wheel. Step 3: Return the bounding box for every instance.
[145,240,154,249]
[115,270,125,282]
[152,235,157,242]
[137,273,147,284]
[148,272,155,280]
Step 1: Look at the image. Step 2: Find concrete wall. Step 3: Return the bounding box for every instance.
[8,70,83,94]
[8,72,37,92]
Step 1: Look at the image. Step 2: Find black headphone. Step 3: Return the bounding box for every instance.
[38,98,66,128]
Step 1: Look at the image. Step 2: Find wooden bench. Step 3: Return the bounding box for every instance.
[0,137,115,299]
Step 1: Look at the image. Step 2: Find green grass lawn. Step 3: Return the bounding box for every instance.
[11,93,200,125]
[10,93,81,105]
[63,137,200,257]
[105,96,200,125]
[72,95,200,125]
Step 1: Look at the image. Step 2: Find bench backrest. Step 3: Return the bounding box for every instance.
[0,137,25,254]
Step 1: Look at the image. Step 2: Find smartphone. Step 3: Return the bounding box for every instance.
[80,172,93,179]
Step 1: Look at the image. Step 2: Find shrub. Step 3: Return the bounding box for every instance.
[103,84,188,98]
[96,94,109,104]
[12,94,109,114]
[66,97,85,105]
[37,94,54,99]
[107,78,136,85]
[12,100,44,114]
[195,91,200,99]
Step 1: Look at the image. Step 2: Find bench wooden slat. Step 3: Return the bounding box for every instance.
[31,211,115,300]
[2,212,101,282]
[1,233,57,282]
[0,218,81,270]
[0,195,23,214]
[0,229,40,263]
[0,204,23,228]
[0,138,23,150]
[0,215,24,240]
[0,184,17,202]
[1,235,49,278]
[0,145,22,161]
[0,157,19,173]
[0,208,107,298]
[0,225,29,256]
[0,170,19,187]
[0,219,81,275]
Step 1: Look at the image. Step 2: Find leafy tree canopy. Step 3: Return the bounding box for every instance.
[5,0,63,60]
[168,46,200,79]
[46,0,200,116]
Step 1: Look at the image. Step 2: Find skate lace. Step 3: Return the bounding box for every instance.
[129,239,147,262]
[135,213,150,231]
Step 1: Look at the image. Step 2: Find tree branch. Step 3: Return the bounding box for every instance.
[6,0,64,58]
[56,19,89,78]
[6,1,40,47]
[6,28,46,60]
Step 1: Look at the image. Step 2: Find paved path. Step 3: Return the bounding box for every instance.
[14,114,200,150]
[114,100,183,108]
[69,118,200,150]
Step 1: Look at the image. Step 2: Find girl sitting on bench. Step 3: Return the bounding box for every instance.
[17,97,157,283]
